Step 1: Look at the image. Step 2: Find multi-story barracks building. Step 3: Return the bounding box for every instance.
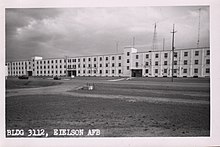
[6,47,210,78]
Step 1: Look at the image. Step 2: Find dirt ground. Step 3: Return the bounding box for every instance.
[5,77,210,137]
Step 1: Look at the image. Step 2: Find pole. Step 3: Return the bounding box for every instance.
[171,24,177,82]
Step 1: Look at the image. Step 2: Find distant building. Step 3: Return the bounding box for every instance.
[6,47,210,78]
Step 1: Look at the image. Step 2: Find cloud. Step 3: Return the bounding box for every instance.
[6,6,209,61]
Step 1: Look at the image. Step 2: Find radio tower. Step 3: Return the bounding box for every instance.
[152,22,158,51]
[197,8,201,48]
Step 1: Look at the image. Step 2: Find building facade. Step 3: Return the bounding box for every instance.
[6,47,210,78]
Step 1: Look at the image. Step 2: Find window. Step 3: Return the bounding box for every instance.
[118,63,121,67]
[55,60,58,63]
[88,64,91,68]
[118,56,121,60]
[206,59,210,64]
[100,64,102,67]
[183,69,187,73]
[206,68,210,73]
[94,64,96,67]
[83,58,85,62]
[174,52,177,57]
[51,60,53,64]
[194,68,198,73]
[195,60,199,65]
[112,63,114,67]
[136,55,139,59]
[155,54,159,58]
[106,57,108,61]
[136,62,138,67]
[106,64,108,67]
[155,69,158,73]
[83,64,85,68]
[100,57,102,61]
[155,61,158,66]
[164,61,167,65]
[206,50,210,55]
[112,70,114,74]
[88,58,91,62]
[60,60,62,63]
[112,56,115,60]
[106,70,108,74]
[164,69,167,73]
[83,70,85,74]
[164,53,168,58]
[184,52,188,57]
[174,69,177,73]
[184,60,188,65]
[127,52,130,56]
[78,70,80,74]
[146,54,149,58]
[127,59,129,63]
[195,51,199,56]
[88,70,91,74]
[100,70,102,74]
[78,64,80,68]
[146,62,149,66]
[78,59,80,62]
[118,70,121,74]
[127,66,129,70]
[174,61,177,65]
[145,69,149,73]
[94,58,96,62]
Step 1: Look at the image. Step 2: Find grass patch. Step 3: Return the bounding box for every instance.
[6,78,62,89]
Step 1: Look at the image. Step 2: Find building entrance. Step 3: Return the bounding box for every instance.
[27,71,32,76]
[68,70,77,77]
[131,69,142,77]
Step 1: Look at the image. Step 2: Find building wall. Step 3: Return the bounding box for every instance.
[6,47,210,78]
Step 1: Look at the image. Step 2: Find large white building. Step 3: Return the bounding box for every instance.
[6,47,210,78]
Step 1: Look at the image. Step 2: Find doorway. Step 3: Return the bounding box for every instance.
[131,69,142,77]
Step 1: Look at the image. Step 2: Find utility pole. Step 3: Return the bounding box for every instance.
[171,24,177,82]
[152,22,158,51]
[197,8,201,48]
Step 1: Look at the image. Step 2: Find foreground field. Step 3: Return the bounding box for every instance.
[5,77,210,137]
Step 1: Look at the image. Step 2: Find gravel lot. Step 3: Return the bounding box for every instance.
[5,77,210,137]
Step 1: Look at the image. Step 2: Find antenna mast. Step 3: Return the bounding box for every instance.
[152,22,158,51]
[197,8,201,48]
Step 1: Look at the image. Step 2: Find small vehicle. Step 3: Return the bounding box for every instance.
[18,75,29,79]
[53,75,61,80]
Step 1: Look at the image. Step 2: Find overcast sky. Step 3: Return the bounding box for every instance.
[6,6,209,61]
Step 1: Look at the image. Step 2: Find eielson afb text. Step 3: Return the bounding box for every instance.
[7,129,101,137]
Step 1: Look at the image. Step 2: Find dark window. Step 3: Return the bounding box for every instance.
[206,50,210,55]
[112,70,114,74]
[136,62,138,67]
[164,61,167,65]
[164,69,167,73]
[106,57,108,61]
[127,66,129,70]
[195,51,199,56]
[155,69,158,73]
[106,64,108,67]
[118,56,121,60]
[174,61,177,65]
[78,59,80,62]
[184,60,187,65]
[112,63,114,67]
[146,54,149,58]
[206,68,210,73]
[194,68,198,73]
[195,60,199,65]
[100,70,102,74]
[184,52,188,57]
[206,59,210,64]
[127,52,130,56]
[174,52,177,57]
[100,64,102,67]
[146,62,149,66]
[94,58,96,62]
[164,53,168,58]
[136,55,139,59]
[83,58,85,62]
[127,59,129,63]
[183,69,187,73]
[106,70,108,74]
[112,56,114,60]
[155,54,159,58]
[174,69,177,73]
[100,57,102,61]
[145,69,149,73]
[155,61,158,66]
[118,63,121,67]
[118,70,121,74]
[88,58,91,62]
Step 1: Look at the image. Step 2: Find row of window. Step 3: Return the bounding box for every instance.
[130,50,210,59]
[68,56,122,63]
[145,68,210,74]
